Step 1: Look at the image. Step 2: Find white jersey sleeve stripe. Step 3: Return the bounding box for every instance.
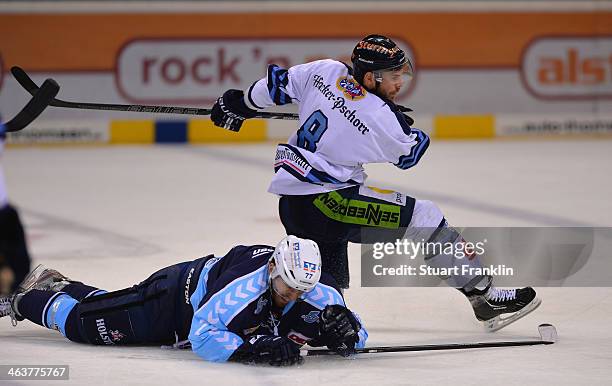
[395,128,430,170]
[245,82,264,110]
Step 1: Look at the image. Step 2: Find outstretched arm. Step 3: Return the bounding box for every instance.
[211,60,326,132]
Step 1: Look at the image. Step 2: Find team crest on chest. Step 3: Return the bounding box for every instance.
[336,76,367,101]
[301,310,320,324]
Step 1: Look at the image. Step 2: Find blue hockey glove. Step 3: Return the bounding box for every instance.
[210,89,258,132]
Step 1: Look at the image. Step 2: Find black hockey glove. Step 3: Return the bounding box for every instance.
[397,105,414,126]
[210,89,258,132]
[229,335,302,366]
[400,112,414,127]
[319,305,361,357]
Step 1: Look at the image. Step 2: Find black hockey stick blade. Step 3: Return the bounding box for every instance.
[11,65,39,95]
[304,323,557,357]
[3,78,60,132]
[10,66,299,120]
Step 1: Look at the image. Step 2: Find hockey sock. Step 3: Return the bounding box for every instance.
[404,212,487,289]
[16,289,79,338]
[62,282,107,301]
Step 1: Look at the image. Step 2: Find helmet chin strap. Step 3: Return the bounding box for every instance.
[365,80,384,100]
[357,71,385,99]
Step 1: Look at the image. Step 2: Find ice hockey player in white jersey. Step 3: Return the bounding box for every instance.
[210,34,541,332]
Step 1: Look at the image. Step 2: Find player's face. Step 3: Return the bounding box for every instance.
[271,276,303,308]
[375,65,412,101]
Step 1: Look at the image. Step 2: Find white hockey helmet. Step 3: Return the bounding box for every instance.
[270,235,322,292]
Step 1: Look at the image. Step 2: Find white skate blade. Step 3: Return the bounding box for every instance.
[482,297,542,332]
[17,264,69,293]
[18,264,47,292]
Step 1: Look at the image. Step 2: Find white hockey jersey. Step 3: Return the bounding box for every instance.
[245,59,430,196]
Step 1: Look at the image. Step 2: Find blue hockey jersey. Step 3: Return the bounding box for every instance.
[187,245,368,362]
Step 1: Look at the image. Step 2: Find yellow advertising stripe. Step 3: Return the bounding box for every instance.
[109,120,154,143]
[188,119,266,143]
[434,115,495,139]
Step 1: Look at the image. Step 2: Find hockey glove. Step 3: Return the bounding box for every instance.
[210,89,258,132]
[392,104,414,126]
[319,304,361,357]
[400,112,414,127]
[229,335,302,366]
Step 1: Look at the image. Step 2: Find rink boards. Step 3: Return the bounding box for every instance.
[5,112,612,145]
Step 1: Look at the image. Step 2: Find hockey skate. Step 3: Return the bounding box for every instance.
[465,286,542,332]
[17,264,70,293]
[0,265,71,326]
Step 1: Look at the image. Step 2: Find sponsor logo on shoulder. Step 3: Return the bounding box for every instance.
[252,248,274,258]
[301,310,321,324]
[204,256,222,268]
[336,76,367,101]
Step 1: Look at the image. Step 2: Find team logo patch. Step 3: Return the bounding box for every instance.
[336,76,367,101]
[301,310,321,324]
[110,330,126,343]
[252,248,274,258]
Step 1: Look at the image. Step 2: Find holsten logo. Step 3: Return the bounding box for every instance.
[522,36,612,99]
[116,38,414,104]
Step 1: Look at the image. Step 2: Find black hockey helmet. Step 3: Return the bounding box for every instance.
[351,34,413,84]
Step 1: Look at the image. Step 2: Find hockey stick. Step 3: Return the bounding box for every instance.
[304,323,557,357]
[10,66,299,121]
[2,78,60,133]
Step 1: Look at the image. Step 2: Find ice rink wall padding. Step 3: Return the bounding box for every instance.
[108,119,266,144]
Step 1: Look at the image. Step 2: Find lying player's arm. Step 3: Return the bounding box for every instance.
[188,267,302,366]
[188,303,245,363]
[189,308,301,365]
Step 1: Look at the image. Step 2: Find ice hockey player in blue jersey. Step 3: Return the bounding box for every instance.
[0,119,32,295]
[210,34,541,332]
[0,236,367,366]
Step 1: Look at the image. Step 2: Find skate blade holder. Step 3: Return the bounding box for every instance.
[538,323,558,343]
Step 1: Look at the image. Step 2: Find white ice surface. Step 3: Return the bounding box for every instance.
[1,140,612,385]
